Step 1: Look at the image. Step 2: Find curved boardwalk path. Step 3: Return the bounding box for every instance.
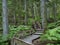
[11,29,43,45]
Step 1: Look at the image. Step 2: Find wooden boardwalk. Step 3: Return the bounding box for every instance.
[21,34,40,44]
[11,29,43,45]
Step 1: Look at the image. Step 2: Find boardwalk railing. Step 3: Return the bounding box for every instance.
[11,37,34,45]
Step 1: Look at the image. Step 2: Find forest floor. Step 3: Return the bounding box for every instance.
[33,38,40,45]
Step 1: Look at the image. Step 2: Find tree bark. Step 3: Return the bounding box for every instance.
[53,1,57,22]
[2,0,9,39]
[33,2,36,20]
[40,0,47,30]
[45,0,50,21]
[24,0,27,25]
[46,7,50,20]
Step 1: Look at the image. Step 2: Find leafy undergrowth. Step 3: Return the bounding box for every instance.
[48,21,60,29]
[9,25,34,38]
[0,25,35,45]
[9,25,35,39]
[40,26,60,45]
[47,43,60,45]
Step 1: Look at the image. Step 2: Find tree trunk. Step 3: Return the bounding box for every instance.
[24,0,27,25]
[45,0,50,21]
[2,0,9,39]
[46,7,50,20]
[12,0,17,25]
[53,1,57,22]
[40,0,47,30]
[33,2,36,20]
[31,1,34,18]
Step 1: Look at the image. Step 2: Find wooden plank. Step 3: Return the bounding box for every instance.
[11,29,43,45]
[34,32,43,35]
[21,35,40,44]
[12,37,34,45]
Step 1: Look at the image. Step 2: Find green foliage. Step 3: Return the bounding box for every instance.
[0,25,32,45]
[40,26,60,45]
[48,21,60,29]
[48,23,56,29]
[47,43,60,45]
[28,18,34,25]
[0,35,8,45]
[41,26,60,40]
[8,25,31,39]
[47,43,54,45]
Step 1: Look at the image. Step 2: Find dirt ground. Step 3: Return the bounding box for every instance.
[32,38,47,45]
[32,38,41,45]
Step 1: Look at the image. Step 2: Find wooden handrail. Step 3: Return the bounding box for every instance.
[12,37,34,45]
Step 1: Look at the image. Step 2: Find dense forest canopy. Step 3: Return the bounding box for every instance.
[0,0,60,25]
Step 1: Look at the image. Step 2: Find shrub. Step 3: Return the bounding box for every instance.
[40,26,60,45]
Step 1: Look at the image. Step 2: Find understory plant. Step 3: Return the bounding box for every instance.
[8,25,32,39]
[40,26,60,45]
[48,21,60,29]
[0,25,33,45]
